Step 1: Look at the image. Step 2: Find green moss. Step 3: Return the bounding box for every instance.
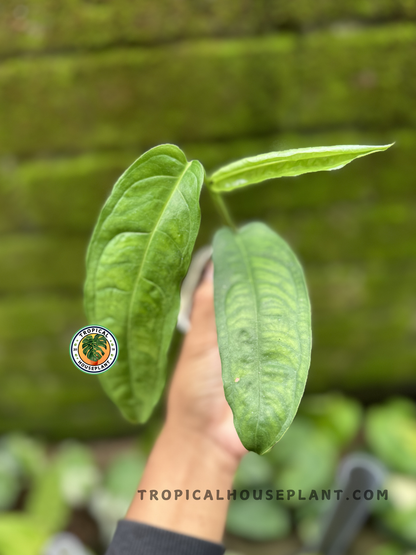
[0,0,263,55]
[0,235,86,293]
[1,128,415,436]
[0,292,164,438]
[2,7,416,437]
[0,284,414,438]
[1,1,416,56]
[0,335,133,438]
[0,293,130,437]
[0,129,412,234]
[0,294,85,340]
[307,262,416,311]
[1,25,416,155]
[0,36,290,154]
[271,200,416,263]
[14,151,137,232]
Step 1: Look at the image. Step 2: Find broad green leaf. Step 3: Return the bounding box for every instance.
[213,222,311,454]
[104,450,146,499]
[84,144,204,423]
[365,398,416,475]
[269,419,338,505]
[299,393,362,447]
[378,499,416,546]
[226,494,290,541]
[209,144,392,192]
[233,451,274,489]
[91,450,146,544]
[56,442,100,507]
[4,434,46,480]
[0,435,46,511]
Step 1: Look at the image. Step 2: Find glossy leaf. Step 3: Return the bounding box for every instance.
[84,144,204,423]
[209,144,392,192]
[213,222,312,454]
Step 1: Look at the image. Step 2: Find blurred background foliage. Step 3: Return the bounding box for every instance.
[0,0,416,553]
[0,395,416,554]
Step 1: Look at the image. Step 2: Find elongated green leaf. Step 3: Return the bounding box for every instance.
[213,222,312,454]
[209,144,392,192]
[84,144,204,423]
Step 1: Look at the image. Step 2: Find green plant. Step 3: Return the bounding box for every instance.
[365,398,416,476]
[84,143,391,454]
[81,334,107,364]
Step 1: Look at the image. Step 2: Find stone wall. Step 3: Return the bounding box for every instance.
[1,1,415,437]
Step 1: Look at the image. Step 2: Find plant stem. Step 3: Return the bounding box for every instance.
[208,188,237,231]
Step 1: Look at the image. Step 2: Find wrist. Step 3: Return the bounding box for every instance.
[126,418,241,543]
[161,418,241,477]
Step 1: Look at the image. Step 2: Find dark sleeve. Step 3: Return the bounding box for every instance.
[105,520,226,555]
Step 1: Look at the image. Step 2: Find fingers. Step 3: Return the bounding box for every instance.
[190,262,215,332]
[178,261,218,361]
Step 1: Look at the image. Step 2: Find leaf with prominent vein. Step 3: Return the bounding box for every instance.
[213,222,312,455]
[209,144,393,192]
[84,144,204,423]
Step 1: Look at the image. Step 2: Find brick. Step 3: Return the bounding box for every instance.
[1,25,415,155]
[1,0,415,56]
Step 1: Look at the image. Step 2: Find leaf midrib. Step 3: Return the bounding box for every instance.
[125,160,192,411]
[236,234,262,452]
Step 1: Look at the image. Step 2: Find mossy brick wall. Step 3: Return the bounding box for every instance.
[2,25,416,155]
[1,2,416,438]
[1,0,416,54]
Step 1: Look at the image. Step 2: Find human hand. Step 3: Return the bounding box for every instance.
[126,264,246,541]
[166,263,247,464]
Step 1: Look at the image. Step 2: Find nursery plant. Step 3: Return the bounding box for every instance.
[84,143,391,455]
